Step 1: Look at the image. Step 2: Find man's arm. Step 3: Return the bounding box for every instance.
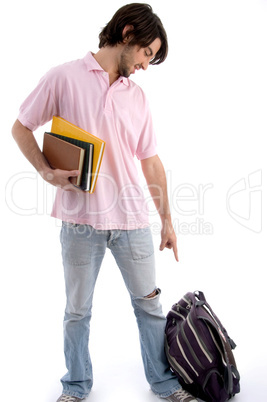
[12,119,80,191]
[141,154,178,262]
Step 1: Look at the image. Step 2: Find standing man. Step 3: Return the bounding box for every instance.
[12,4,197,402]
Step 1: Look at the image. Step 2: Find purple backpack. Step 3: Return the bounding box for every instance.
[165,291,240,401]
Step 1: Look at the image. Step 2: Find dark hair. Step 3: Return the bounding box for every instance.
[98,3,168,65]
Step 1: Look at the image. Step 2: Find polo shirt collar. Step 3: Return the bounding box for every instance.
[83,52,129,86]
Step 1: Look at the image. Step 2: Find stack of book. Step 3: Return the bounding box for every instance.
[43,116,105,193]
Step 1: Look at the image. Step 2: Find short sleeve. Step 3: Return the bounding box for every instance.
[135,94,157,160]
[18,70,58,132]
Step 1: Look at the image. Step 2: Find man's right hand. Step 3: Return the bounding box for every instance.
[41,168,83,192]
[12,120,83,193]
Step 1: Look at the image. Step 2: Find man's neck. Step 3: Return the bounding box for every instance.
[93,46,122,86]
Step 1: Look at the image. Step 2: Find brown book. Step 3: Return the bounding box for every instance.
[43,132,85,186]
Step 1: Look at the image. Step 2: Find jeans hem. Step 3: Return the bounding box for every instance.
[151,384,181,398]
[62,390,89,399]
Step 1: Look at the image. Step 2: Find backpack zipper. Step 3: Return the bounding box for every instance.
[206,324,227,366]
[187,314,213,363]
[176,334,199,377]
[171,309,186,321]
[180,325,205,370]
[165,339,193,385]
[173,299,213,365]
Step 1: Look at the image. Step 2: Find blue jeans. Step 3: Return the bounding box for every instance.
[60,222,180,399]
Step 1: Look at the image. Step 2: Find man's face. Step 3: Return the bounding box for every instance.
[118,37,161,78]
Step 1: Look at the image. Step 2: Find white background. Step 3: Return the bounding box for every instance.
[1,0,266,401]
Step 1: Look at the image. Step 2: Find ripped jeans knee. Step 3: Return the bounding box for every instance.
[144,288,160,299]
[132,288,165,318]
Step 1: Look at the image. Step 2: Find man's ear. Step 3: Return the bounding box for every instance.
[122,25,134,43]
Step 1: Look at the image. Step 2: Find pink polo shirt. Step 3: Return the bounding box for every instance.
[18,52,157,229]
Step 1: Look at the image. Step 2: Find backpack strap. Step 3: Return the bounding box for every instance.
[194,290,206,302]
[196,294,240,397]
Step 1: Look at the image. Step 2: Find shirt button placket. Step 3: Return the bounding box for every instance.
[104,87,113,113]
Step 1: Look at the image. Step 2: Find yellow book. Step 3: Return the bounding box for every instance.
[51,116,105,193]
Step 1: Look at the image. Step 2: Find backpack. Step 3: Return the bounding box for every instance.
[165,291,240,401]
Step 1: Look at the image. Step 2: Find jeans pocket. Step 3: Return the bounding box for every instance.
[127,227,154,260]
[61,222,92,266]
